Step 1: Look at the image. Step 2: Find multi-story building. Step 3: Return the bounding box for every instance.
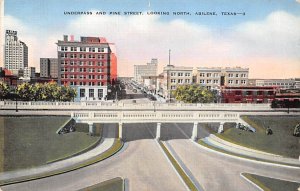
[40,58,58,78]
[295,78,300,89]
[23,67,36,78]
[57,35,117,101]
[249,79,295,89]
[4,30,28,75]
[196,67,249,90]
[161,65,193,99]
[221,86,277,103]
[134,58,158,83]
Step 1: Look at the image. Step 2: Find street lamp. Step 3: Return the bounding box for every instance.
[10,92,18,112]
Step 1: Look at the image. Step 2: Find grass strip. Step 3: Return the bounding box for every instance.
[46,136,102,164]
[158,141,198,191]
[242,173,270,191]
[215,133,276,155]
[77,177,124,191]
[0,139,123,186]
[197,140,300,168]
[242,173,300,191]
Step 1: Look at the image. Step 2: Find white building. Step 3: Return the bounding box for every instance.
[4,30,28,75]
[134,58,158,83]
[0,0,4,67]
[161,65,193,99]
[252,79,295,89]
[196,67,249,90]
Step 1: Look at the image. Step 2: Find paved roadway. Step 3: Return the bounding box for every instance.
[1,123,300,191]
[0,123,186,191]
[164,124,300,190]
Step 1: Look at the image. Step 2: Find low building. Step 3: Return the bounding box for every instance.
[221,86,277,103]
[250,79,295,89]
[196,67,249,90]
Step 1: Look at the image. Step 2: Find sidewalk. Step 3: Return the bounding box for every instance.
[0,138,114,182]
[202,134,300,166]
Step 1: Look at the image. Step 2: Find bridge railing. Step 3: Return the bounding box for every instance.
[0,100,271,111]
[72,110,240,123]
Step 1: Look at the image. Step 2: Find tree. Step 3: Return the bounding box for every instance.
[16,82,34,101]
[15,82,77,102]
[173,84,215,103]
[0,82,9,99]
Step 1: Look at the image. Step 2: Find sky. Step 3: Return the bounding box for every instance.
[3,0,300,78]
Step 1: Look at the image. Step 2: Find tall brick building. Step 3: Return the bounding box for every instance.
[57,35,117,101]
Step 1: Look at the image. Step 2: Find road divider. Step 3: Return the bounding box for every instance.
[158,141,199,191]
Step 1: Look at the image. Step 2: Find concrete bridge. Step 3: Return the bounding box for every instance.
[71,110,249,140]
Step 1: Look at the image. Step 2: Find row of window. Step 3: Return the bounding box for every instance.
[61,68,105,73]
[61,46,106,53]
[199,73,247,78]
[61,74,105,79]
[61,61,105,66]
[257,83,294,86]
[170,79,191,84]
[228,80,247,84]
[80,89,104,98]
[60,53,107,59]
[68,81,105,86]
[228,73,247,78]
[199,79,219,84]
[170,72,191,77]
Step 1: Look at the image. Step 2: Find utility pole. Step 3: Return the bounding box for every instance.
[168,49,171,102]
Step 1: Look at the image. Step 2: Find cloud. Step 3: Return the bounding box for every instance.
[4,10,300,78]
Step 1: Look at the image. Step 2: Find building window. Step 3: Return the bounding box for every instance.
[185,79,190,83]
[61,46,68,51]
[185,73,191,76]
[171,85,176,90]
[89,47,95,52]
[199,73,205,77]
[241,74,246,78]
[213,80,219,84]
[228,73,233,78]
[206,73,212,77]
[80,47,86,52]
[171,72,176,76]
[171,79,176,83]
[98,89,103,98]
[213,73,219,77]
[200,79,205,84]
[80,89,85,97]
[178,73,183,77]
[207,80,211,84]
[71,47,77,51]
[89,89,94,97]
[235,74,239,77]
[98,48,105,52]
[178,79,183,84]
[228,80,233,84]
[241,80,246,84]
[235,80,239,84]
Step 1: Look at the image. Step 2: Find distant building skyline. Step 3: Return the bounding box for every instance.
[4,29,28,75]
[2,0,300,78]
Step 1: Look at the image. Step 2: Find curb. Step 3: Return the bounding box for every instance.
[155,140,190,191]
[193,140,300,169]
[0,139,124,186]
[210,134,281,157]
[240,173,264,191]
